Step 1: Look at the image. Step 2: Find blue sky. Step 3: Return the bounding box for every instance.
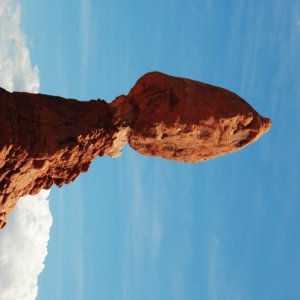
[17,0,300,299]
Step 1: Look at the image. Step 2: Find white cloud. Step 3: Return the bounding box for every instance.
[0,191,52,300]
[0,1,52,300]
[0,0,39,93]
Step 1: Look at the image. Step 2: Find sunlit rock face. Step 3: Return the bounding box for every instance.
[0,72,271,228]
[126,72,271,162]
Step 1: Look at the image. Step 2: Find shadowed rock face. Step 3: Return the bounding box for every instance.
[0,71,271,228]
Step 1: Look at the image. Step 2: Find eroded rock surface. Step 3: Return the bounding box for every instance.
[127,72,271,162]
[0,71,271,228]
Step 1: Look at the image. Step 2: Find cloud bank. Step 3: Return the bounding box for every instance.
[0,1,52,299]
[0,191,52,300]
[0,0,39,93]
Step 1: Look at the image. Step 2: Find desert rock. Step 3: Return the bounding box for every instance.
[0,71,271,228]
[127,72,271,162]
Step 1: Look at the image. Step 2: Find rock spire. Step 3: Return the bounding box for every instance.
[0,72,271,228]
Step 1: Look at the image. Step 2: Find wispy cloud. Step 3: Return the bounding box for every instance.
[207,235,221,300]
[122,155,194,299]
[73,181,85,300]
[121,155,165,299]
[51,178,85,300]
[128,157,164,262]
[79,0,91,93]
[0,1,52,299]
[149,208,162,259]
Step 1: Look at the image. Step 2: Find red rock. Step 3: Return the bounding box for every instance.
[127,72,271,162]
[0,72,271,228]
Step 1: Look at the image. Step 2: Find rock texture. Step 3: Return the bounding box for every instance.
[0,71,271,228]
[126,72,271,162]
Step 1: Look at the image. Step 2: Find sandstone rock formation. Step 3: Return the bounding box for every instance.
[0,71,271,228]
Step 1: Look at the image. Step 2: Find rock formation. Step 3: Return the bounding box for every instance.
[0,71,271,228]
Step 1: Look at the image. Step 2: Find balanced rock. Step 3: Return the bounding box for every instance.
[0,71,271,228]
[126,72,271,162]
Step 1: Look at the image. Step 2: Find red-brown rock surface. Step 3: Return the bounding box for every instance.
[127,72,271,162]
[0,71,271,228]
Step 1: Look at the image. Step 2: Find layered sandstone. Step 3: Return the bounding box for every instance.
[0,71,271,228]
